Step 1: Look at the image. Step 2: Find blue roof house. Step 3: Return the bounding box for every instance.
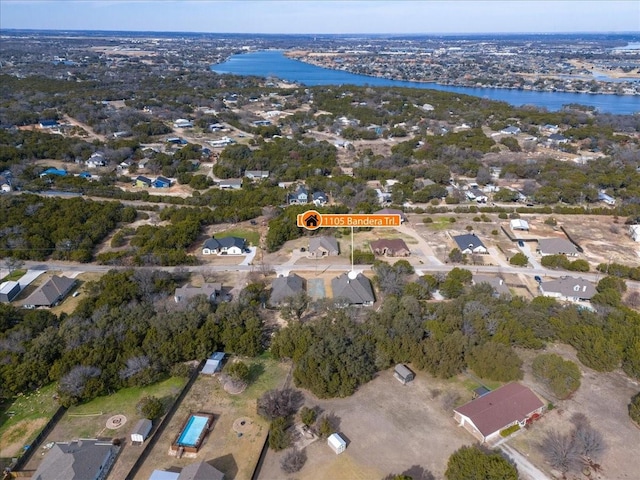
[40,168,67,178]
[152,176,172,188]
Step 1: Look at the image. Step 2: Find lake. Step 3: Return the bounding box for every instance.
[211,50,640,115]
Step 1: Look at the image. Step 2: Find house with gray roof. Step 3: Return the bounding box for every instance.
[288,185,308,204]
[218,178,243,190]
[270,273,305,306]
[331,272,375,307]
[473,275,511,298]
[149,461,225,480]
[0,281,21,302]
[537,238,578,256]
[202,237,247,255]
[32,439,118,480]
[539,276,596,302]
[174,283,222,303]
[23,275,76,308]
[453,234,488,255]
[308,236,339,258]
[244,170,269,180]
[312,191,328,206]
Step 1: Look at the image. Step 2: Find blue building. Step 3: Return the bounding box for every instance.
[152,176,172,188]
[40,168,67,177]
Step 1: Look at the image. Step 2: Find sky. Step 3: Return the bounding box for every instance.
[1,0,639,35]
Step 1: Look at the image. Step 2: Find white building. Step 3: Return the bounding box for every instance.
[630,225,640,242]
[510,219,530,231]
[327,433,346,454]
[130,418,152,444]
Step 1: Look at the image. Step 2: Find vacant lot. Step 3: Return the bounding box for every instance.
[511,343,640,480]
[132,357,289,480]
[259,368,474,480]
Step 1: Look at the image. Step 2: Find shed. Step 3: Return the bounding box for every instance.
[130,418,153,444]
[201,352,225,374]
[394,364,415,384]
[0,281,21,303]
[327,433,346,454]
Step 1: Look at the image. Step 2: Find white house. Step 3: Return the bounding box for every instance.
[202,237,247,255]
[453,234,488,255]
[327,433,346,454]
[173,119,193,129]
[598,192,616,206]
[501,125,521,135]
[539,276,596,302]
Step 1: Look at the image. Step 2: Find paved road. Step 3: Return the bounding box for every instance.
[500,444,551,480]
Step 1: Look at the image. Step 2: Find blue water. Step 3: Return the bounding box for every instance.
[177,415,209,447]
[211,50,640,115]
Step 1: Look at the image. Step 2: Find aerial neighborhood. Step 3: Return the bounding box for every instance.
[1,29,640,480]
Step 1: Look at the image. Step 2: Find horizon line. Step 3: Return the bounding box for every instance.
[2,28,639,36]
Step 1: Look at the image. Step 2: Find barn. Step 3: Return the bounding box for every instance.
[394,364,415,384]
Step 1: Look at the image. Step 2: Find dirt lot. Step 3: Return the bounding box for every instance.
[511,343,640,480]
[132,359,289,480]
[258,369,474,480]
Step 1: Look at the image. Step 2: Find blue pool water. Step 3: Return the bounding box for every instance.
[177,415,209,447]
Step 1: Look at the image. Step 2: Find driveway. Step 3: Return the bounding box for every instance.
[240,247,257,266]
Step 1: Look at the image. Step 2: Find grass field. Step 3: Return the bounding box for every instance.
[215,227,261,247]
[0,269,26,282]
[0,383,60,465]
[423,217,457,231]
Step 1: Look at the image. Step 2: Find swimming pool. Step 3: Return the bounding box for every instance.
[177,414,210,447]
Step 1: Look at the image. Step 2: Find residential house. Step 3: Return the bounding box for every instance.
[174,283,222,303]
[540,124,560,134]
[370,238,411,257]
[31,439,118,480]
[149,461,225,480]
[244,170,270,181]
[629,225,640,242]
[547,133,569,145]
[374,188,392,205]
[40,168,67,178]
[218,178,243,190]
[375,208,407,223]
[39,120,59,129]
[537,238,578,256]
[270,273,306,306]
[23,275,76,308]
[152,176,172,188]
[173,119,193,129]
[201,352,226,375]
[135,176,152,188]
[539,276,596,302]
[598,192,616,206]
[86,153,107,168]
[0,175,11,193]
[472,275,511,297]
[288,185,308,204]
[453,233,488,255]
[466,187,488,203]
[453,382,544,443]
[509,219,530,231]
[210,136,234,148]
[312,191,328,206]
[501,125,521,135]
[202,237,247,255]
[331,271,375,307]
[167,137,187,145]
[308,236,339,258]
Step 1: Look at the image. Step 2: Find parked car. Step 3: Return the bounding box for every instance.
[534,275,542,283]
[518,240,525,247]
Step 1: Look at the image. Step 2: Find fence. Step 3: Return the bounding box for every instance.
[9,406,67,473]
[123,360,204,480]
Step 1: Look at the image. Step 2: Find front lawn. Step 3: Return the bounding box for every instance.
[216,228,261,247]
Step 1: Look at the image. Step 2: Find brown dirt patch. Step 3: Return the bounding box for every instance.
[1,418,48,458]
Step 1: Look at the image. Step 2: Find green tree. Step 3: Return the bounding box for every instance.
[445,445,518,480]
[532,354,581,399]
[269,417,292,451]
[300,406,317,427]
[630,392,640,425]
[467,342,523,382]
[137,395,164,420]
[227,361,250,382]
[509,252,528,267]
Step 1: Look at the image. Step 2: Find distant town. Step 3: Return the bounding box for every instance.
[1,30,640,480]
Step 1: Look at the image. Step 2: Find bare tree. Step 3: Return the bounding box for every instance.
[257,388,304,421]
[4,257,24,274]
[574,423,606,461]
[539,431,580,473]
[58,365,101,398]
[280,449,307,474]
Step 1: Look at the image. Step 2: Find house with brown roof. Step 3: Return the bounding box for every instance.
[453,382,544,443]
[370,238,411,257]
